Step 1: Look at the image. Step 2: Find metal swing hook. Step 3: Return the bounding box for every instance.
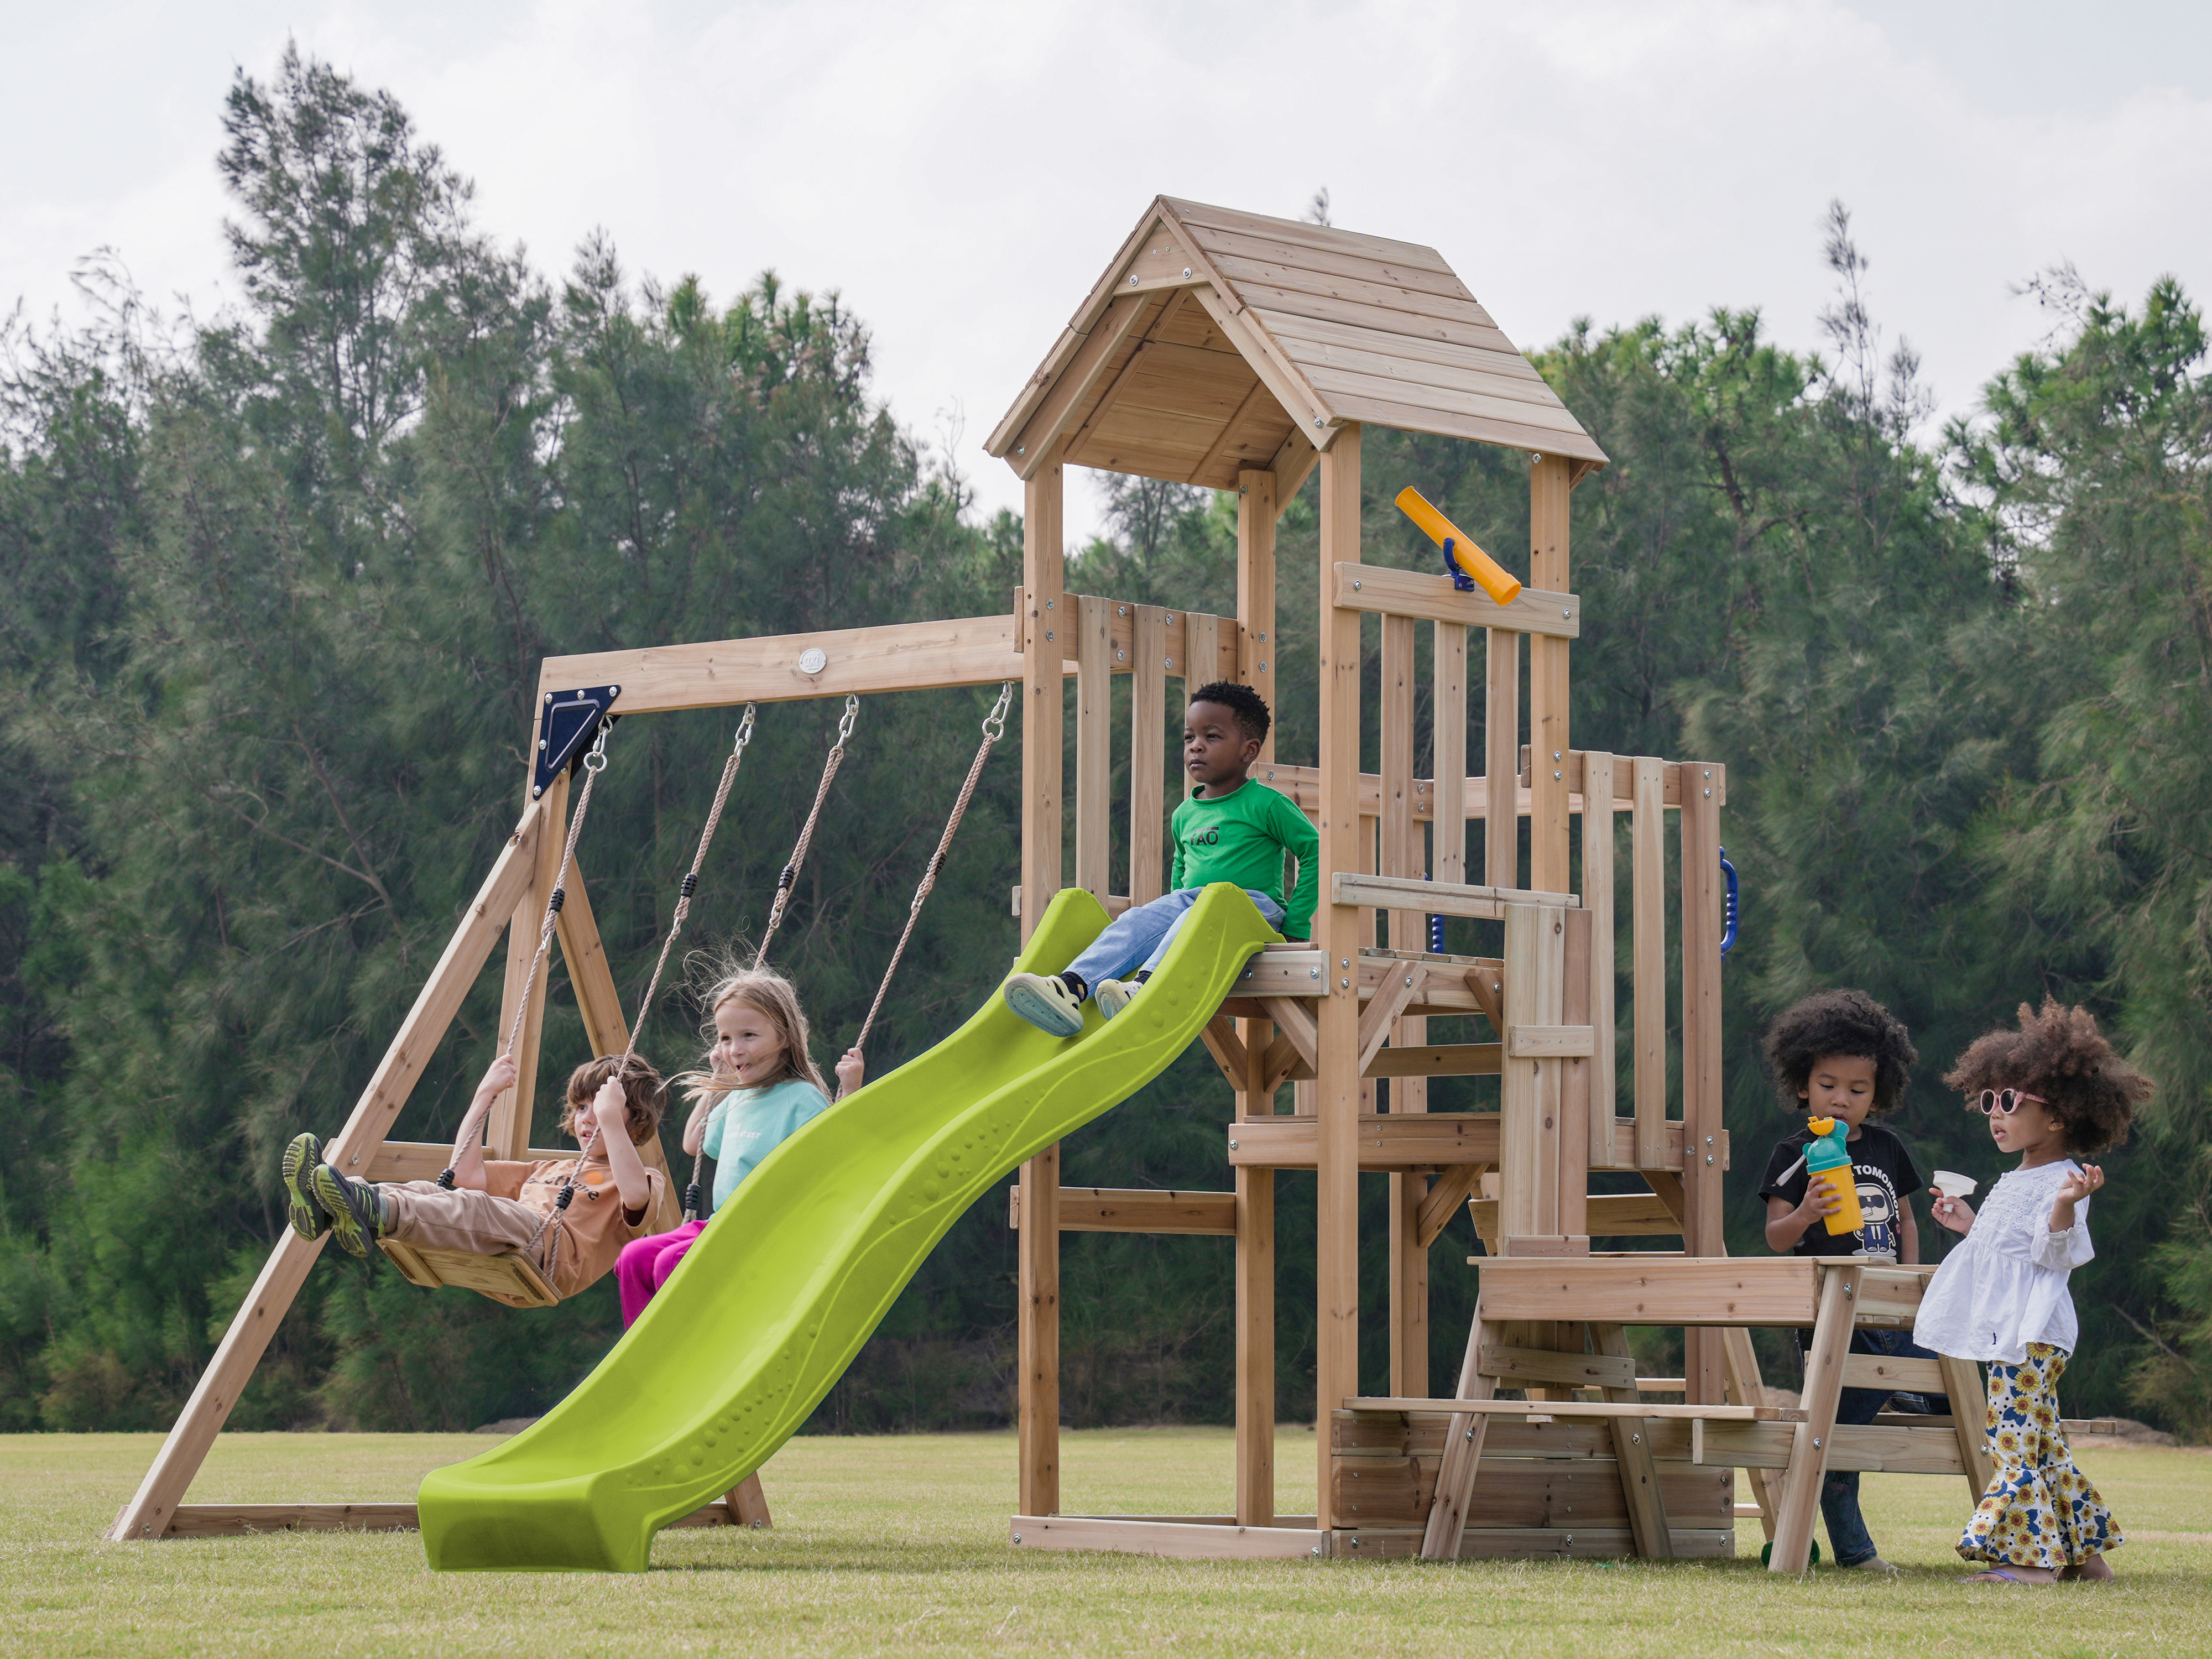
[582,724,612,774]
[981,681,1012,743]
[834,693,859,745]
[732,702,757,753]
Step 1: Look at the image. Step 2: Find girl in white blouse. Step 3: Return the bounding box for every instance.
[1922,997,2151,1585]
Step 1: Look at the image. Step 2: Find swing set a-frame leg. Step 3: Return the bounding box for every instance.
[109,799,551,1541]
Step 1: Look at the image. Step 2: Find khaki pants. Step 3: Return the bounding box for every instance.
[382,1180,550,1265]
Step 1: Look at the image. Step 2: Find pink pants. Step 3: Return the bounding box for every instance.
[616,1220,706,1326]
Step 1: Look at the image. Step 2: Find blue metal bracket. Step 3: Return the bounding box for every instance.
[532,684,623,799]
[1720,844,1740,958]
[1441,535,1478,593]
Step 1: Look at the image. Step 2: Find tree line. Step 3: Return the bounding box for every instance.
[0,50,2203,1437]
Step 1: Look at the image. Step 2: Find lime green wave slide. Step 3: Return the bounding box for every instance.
[418,883,1279,1572]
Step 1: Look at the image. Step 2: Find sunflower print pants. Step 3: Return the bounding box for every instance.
[1958,1343,2121,1567]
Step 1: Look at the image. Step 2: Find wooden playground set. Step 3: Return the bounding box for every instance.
[110,197,1991,1573]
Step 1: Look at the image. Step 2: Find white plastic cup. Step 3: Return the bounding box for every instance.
[1932,1170,1976,1199]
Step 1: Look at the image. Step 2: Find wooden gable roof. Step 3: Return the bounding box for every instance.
[986,197,1606,492]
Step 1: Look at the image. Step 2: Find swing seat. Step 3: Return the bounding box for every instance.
[379,1238,560,1310]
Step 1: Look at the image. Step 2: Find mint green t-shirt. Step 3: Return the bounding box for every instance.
[1168,779,1320,939]
[700,1078,832,1214]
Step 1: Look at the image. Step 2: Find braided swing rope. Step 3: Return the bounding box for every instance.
[751,693,859,971]
[851,681,1011,1053]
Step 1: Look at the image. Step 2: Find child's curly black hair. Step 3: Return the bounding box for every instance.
[1761,989,1918,1115]
[1940,997,2150,1156]
[1188,680,1271,744]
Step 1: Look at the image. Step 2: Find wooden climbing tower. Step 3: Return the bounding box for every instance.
[989,195,1745,1559]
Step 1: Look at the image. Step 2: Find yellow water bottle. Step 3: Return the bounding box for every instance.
[1804,1116,1865,1236]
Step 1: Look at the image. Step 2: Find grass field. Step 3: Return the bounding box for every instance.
[7,1427,2205,1656]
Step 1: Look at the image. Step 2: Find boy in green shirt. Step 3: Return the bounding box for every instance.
[1004,682,1318,1036]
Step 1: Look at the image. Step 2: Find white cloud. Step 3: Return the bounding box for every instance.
[6,0,2210,552]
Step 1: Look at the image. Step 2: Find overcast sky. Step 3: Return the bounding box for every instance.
[7,0,2210,545]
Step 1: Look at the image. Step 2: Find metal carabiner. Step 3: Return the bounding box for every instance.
[981,681,1012,743]
[732,702,757,753]
[835,693,859,745]
[582,724,612,773]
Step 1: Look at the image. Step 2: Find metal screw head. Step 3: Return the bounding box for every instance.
[1046,598,1053,608]
[1553,771,1562,781]
[1704,788,1712,797]
[1405,976,1413,987]
[1554,752,1562,761]
[1259,662,1267,672]
[1310,968,1320,979]
[1564,608,1573,619]
[1631,1433,1641,1444]
[1811,1438,1821,1449]
[1342,959,1350,968]
[1016,445,1025,455]
[1014,1531,1024,1542]
[1311,1546,1323,1556]
[1352,579,1361,589]
[1165,657,1174,669]
[1129,275,1138,285]
[1182,267,1192,279]
[1315,416,1325,427]
[1046,631,1054,641]
[1228,1139,1239,1150]
[1258,632,1267,641]
[1342,978,1351,988]
[1118,606,1126,615]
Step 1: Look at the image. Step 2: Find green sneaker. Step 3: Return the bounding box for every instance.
[310,1161,387,1258]
[281,1133,326,1243]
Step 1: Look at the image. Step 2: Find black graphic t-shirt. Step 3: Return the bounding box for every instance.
[1756,1121,1923,1259]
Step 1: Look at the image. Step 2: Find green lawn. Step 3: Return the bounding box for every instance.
[7,1427,2205,1656]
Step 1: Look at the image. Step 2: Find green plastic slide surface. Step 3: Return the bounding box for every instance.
[418,884,1278,1572]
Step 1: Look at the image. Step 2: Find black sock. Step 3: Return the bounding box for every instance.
[1133,969,1151,984]
[1060,972,1088,1001]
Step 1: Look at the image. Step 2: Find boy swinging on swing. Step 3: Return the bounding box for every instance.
[280,1052,666,1301]
[1003,681,1316,1034]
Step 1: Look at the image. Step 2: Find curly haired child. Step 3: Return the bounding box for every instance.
[1755,988,1940,1572]
[1922,996,2151,1584]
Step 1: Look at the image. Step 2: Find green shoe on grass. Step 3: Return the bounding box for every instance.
[281,1133,326,1243]
[310,1161,387,1258]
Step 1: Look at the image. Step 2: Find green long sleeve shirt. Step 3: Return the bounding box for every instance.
[1168,779,1320,940]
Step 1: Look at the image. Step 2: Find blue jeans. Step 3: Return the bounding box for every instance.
[1805,1326,1949,1566]
[1065,887,1284,988]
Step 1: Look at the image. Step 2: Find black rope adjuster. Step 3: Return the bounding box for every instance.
[436,1167,458,1190]
[549,886,566,913]
[777,864,796,891]
[680,872,698,898]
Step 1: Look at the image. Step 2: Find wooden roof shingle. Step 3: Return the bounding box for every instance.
[987,197,1606,492]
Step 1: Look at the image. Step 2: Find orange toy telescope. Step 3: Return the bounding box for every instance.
[1394,487,1521,606]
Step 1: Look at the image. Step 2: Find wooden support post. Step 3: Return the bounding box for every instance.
[1591,1321,1673,1559]
[1721,1324,1784,1538]
[1018,441,1065,1519]
[1235,467,1279,1527]
[1235,1160,1276,1527]
[1679,761,1726,1404]
[1381,611,1427,1396]
[1483,628,1520,891]
[1129,604,1167,905]
[1433,622,1469,888]
[1770,1262,1858,1573]
[112,802,547,1541]
[490,769,568,1157]
[726,1473,772,1528]
[1074,593,1112,904]
[1421,1300,1495,1558]
[1527,455,1572,895]
[1238,469,1277,760]
[1630,757,1668,1173]
[1499,902,1566,1244]
[1939,1353,1995,1500]
[1581,752,1618,1169]
[1558,907,1592,1241]
[1314,424,1364,1531]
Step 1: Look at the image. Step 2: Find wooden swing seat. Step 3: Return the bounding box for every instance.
[380,1237,560,1310]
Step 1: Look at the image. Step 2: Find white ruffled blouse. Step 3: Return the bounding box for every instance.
[1915,1159,2095,1365]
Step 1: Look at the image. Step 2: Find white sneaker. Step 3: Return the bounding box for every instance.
[1093,977,1139,1020]
[1003,972,1085,1037]
[1841,1554,1900,1573]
